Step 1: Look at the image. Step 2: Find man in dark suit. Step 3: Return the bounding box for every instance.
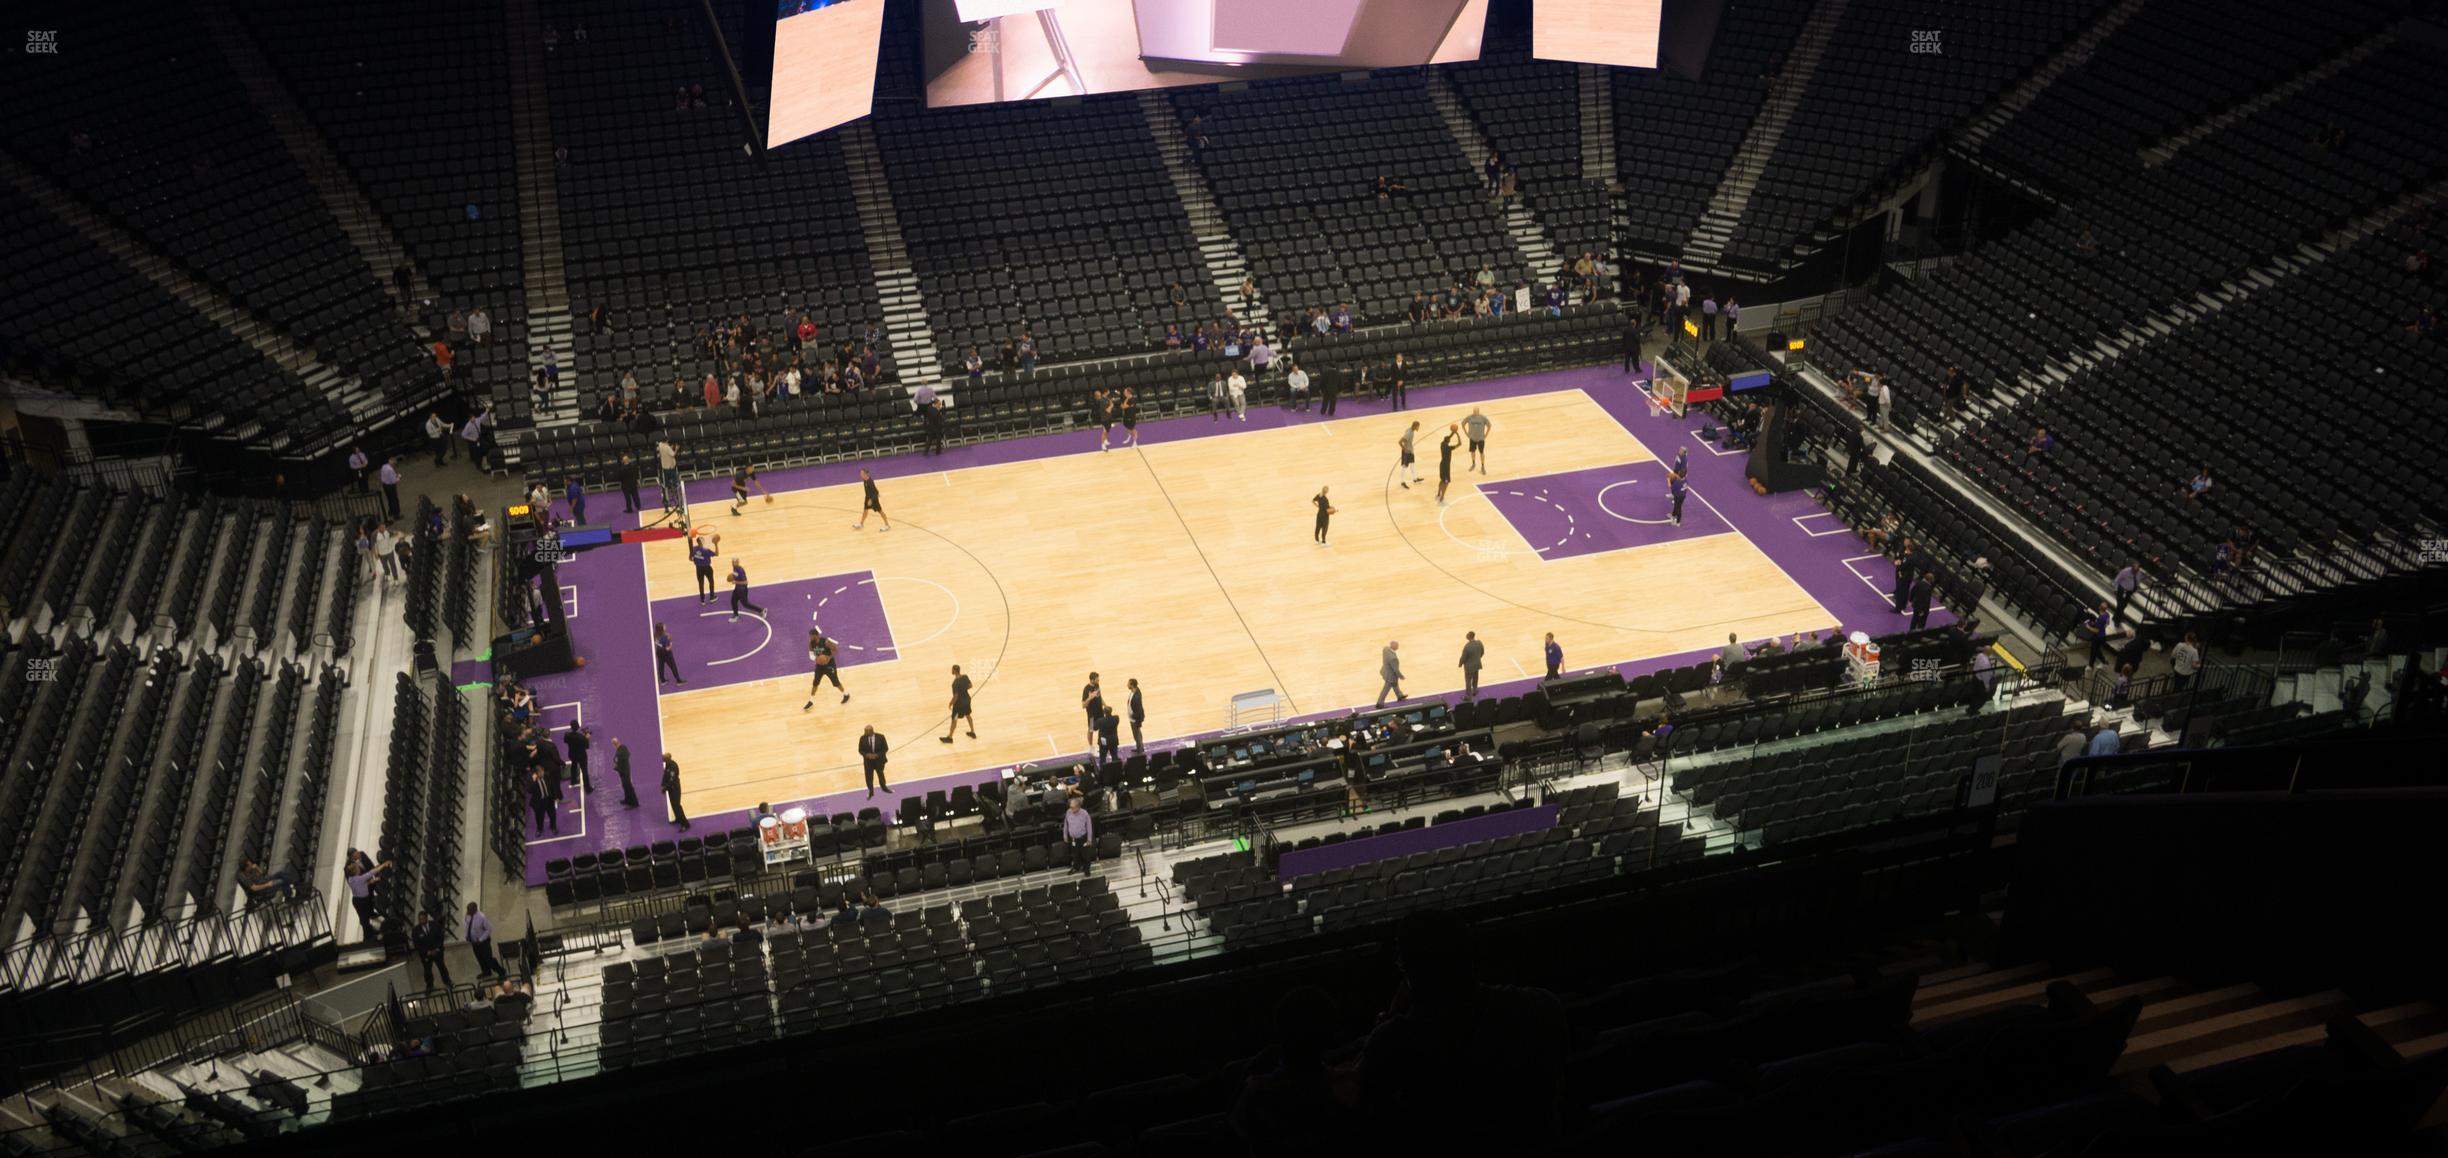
[564,725,591,790]
[1320,364,1341,417]
[411,911,451,990]
[1458,631,1485,701]
[1126,678,1146,754]
[858,725,891,798]
[1891,536,1918,614]
[1909,571,1936,631]
[662,753,688,830]
[613,737,638,807]
[1095,710,1121,767]
[618,453,643,513]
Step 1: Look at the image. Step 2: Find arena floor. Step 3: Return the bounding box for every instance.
[501,363,1941,877]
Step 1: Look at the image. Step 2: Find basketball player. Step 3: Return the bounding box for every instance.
[728,464,769,516]
[1435,424,1460,504]
[942,665,975,743]
[1397,421,1421,489]
[851,468,890,530]
[1119,388,1141,448]
[727,559,765,622]
[1093,388,1116,451]
[803,628,847,708]
[1462,408,1492,473]
[1313,486,1337,545]
[1080,672,1105,750]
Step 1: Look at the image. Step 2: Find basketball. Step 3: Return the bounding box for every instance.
[574,656,587,668]
[765,495,774,504]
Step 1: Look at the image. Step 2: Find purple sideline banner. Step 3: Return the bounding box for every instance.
[1277,804,1559,882]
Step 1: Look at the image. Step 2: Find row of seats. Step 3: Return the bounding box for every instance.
[535,0,878,426]
[1724,0,2111,273]
[0,7,430,456]
[876,97,1220,366]
[1182,72,1531,321]
[1979,0,2412,201]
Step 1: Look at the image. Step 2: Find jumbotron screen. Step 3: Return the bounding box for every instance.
[924,0,1488,108]
[769,0,890,147]
[1532,0,1666,69]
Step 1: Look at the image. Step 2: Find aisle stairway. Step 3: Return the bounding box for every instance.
[1684,0,1852,270]
[1139,91,1271,331]
[503,0,573,454]
[1425,68,1566,284]
[841,121,947,401]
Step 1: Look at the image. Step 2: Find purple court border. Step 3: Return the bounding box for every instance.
[514,362,1942,880]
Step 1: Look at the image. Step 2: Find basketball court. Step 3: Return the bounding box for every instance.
[511,364,1930,875]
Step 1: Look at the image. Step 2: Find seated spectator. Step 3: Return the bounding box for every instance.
[2181,466,2212,505]
[2075,226,2099,258]
[1406,292,1428,325]
[2025,425,2055,461]
[1168,281,1188,312]
[236,859,297,905]
[1360,911,1567,1152]
[1163,324,1182,350]
[1232,986,1361,1153]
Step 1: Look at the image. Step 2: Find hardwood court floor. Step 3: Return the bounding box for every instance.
[650,387,1832,816]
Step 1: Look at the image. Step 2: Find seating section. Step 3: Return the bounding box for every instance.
[1823,450,2092,632]
[877,97,1220,366]
[1723,0,2109,272]
[521,306,1622,486]
[1810,41,2448,594]
[535,0,887,414]
[0,7,432,454]
[1180,72,1529,321]
[1938,221,2448,596]
[373,675,432,950]
[1681,699,2083,839]
[0,498,360,947]
[1608,0,1816,254]
[332,996,534,1119]
[245,0,531,421]
[590,875,1148,1073]
[1979,0,2411,201]
[0,188,337,450]
[1442,49,1611,258]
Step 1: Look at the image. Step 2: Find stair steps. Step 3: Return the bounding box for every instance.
[840,121,946,398]
[1140,92,1271,330]
[1423,70,1565,284]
